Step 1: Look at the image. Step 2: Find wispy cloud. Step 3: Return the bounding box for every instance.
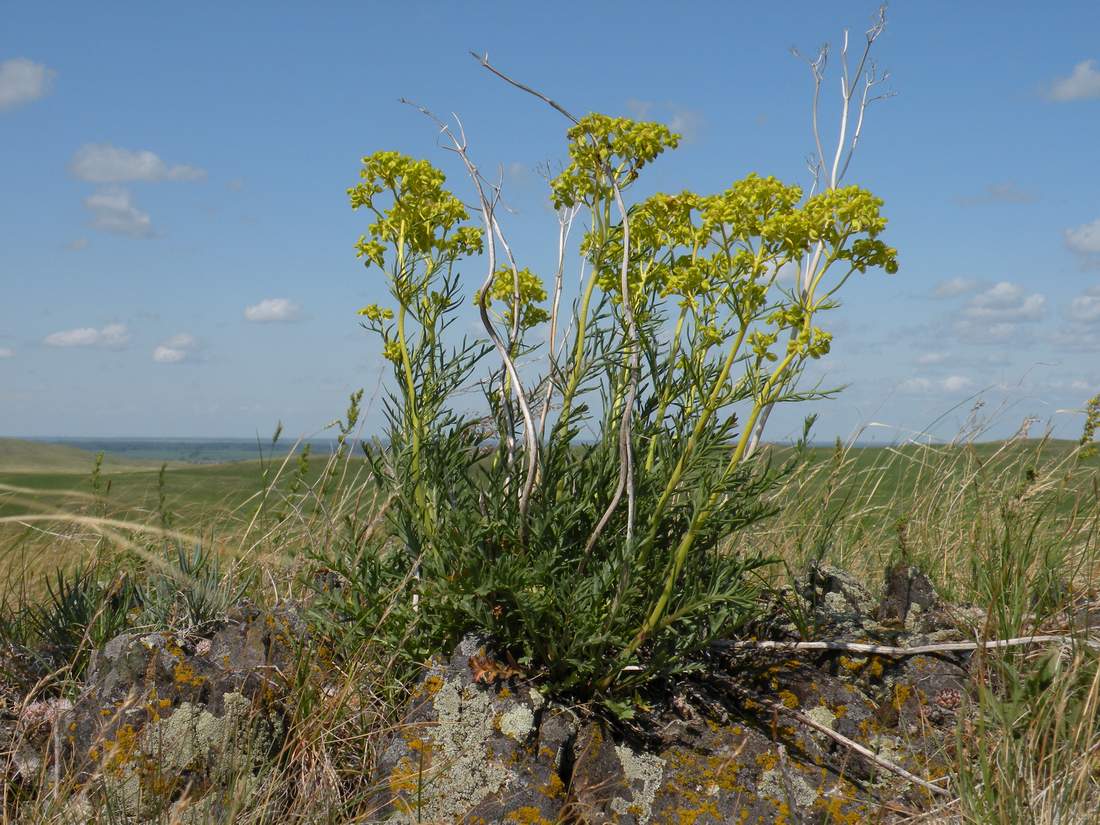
[244,298,300,323]
[70,144,206,183]
[942,375,975,392]
[899,375,975,395]
[1065,217,1100,268]
[83,188,154,237]
[963,282,1046,322]
[952,281,1045,343]
[153,333,198,363]
[932,277,979,298]
[64,237,89,252]
[954,182,1037,206]
[1067,286,1100,324]
[1047,59,1100,102]
[916,351,949,365]
[625,99,705,142]
[0,347,13,359]
[0,58,55,112]
[44,323,129,349]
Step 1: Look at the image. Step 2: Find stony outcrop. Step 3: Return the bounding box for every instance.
[56,604,305,819]
[371,564,975,824]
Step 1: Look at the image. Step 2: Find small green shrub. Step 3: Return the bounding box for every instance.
[25,564,137,678]
[141,540,250,631]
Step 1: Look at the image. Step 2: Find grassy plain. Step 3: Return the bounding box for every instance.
[1,433,1098,822]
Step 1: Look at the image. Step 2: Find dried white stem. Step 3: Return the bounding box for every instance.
[745,5,889,461]
[470,54,640,552]
[585,176,637,554]
[737,685,951,796]
[538,205,579,441]
[402,101,541,532]
[717,634,1100,656]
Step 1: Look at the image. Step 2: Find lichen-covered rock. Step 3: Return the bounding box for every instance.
[878,564,940,628]
[57,605,303,819]
[373,563,978,824]
[370,635,574,824]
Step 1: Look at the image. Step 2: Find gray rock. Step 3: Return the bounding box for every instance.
[57,605,303,819]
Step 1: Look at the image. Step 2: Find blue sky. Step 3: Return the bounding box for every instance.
[2,1,1099,443]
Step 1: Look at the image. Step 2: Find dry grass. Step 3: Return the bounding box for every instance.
[2,408,1099,823]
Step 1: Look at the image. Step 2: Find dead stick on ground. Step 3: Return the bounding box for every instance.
[718,678,952,797]
[716,634,1100,656]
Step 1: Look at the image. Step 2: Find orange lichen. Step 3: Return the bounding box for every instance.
[101,723,139,773]
[504,806,553,824]
[173,661,206,687]
[538,771,564,800]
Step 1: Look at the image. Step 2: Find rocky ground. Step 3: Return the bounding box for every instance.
[2,565,996,823]
[371,564,976,824]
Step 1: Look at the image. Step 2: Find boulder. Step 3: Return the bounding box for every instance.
[57,604,305,819]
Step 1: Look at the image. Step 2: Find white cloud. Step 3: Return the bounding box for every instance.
[899,377,932,394]
[899,374,975,395]
[933,277,979,298]
[83,188,153,237]
[244,298,300,323]
[624,99,704,142]
[1065,218,1100,267]
[916,351,949,365]
[44,323,129,349]
[162,333,196,349]
[942,375,975,393]
[776,260,800,285]
[153,332,198,363]
[0,347,13,358]
[955,182,1036,206]
[0,58,55,111]
[1048,59,1100,102]
[70,144,206,183]
[152,346,187,363]
[952,282,1045,344]
[963,282,1045,322]
[1068,287,1100,324]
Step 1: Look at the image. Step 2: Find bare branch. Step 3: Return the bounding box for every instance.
[716,678,951,796]
[470,51,580,125]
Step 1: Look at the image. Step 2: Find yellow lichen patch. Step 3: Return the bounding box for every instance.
[778,690,799,709]
[388,754,423,795]
[538,771,564,800]
[173,661,206,688]
[101,724,139,773]
[814,793,865,825]
[893,683,912,711]
[407,737,432,756]
[423,674,444,695]
[504,806,553,824]
[755,751,779,771]
[673,799,719,825]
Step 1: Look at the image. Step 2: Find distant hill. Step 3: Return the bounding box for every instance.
[0,438,161,474]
